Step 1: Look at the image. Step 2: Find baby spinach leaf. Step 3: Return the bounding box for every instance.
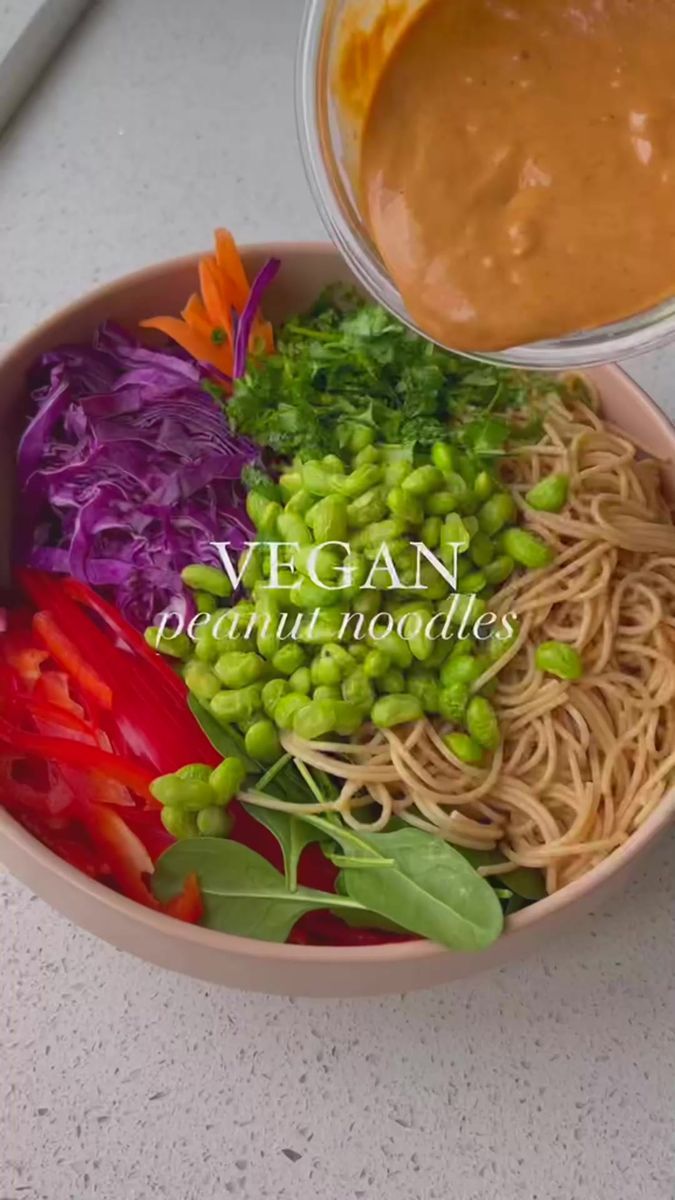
[241,805,326,891]
[297,816,503,952]
[152,838,362,943]
[458,846,546,900]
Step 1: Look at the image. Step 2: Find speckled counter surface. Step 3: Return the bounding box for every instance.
[2,3,674,1198]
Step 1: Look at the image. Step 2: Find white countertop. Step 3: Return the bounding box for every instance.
[2,3,674,1198]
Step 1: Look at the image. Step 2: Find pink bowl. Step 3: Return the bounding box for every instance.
[1,243,673,996]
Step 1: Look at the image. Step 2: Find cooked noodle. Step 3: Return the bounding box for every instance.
[268,387,675,895]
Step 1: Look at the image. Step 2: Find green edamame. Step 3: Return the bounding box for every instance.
[244,719,282,764]
[210,684,262,727]
[466,696,500,750]
[184,661,221,704]
[439,680,470,724]
[161,807,198,839]
[478,492,517,536]
[371,694,423,728]
[402,465,444,496]
[526,474,569,513]
[210,757,247,804]
[443,732,484,765]
[196,806,234,838]
[214,651,267,689]
[535,641,584,680]
[181,563,232,598]
[500,528,554,569]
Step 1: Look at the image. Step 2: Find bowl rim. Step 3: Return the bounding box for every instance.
[0,241,673,967]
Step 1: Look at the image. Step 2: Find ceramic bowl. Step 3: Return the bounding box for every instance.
[1,243,673,996]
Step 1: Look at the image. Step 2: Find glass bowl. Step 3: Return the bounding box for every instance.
[296,0,675,369]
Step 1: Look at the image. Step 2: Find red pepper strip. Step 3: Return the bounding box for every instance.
[32,611,113,710]
[164,872,204,924]
[5,646,49,688]
[0,716,155,800]
[5,804,102,879]
[16,698,101,742]
[82,804,160,909]
[61,577,185,699]
[34,670,86,719]
[19,571,217,772]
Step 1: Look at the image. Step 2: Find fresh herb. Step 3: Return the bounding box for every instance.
[227,297,551,461]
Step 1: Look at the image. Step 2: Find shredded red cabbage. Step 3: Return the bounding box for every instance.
[233,258,281,378]
[16,322,258,629]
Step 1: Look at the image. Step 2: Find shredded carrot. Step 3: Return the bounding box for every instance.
[141,227,274,376]
[215,227,250,310]
[139,315,234,376]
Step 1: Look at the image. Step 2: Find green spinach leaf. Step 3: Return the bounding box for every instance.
[241,805,325,891]
[152,838,362,943]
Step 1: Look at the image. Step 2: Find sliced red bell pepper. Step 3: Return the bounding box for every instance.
[164,872,204,924]
[32,610,113,709]
[82,803,159,909]
[0,716,155,800]
[34,670,86,719]
[61,577,185,699]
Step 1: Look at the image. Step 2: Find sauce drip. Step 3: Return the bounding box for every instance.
[359,0,675,350]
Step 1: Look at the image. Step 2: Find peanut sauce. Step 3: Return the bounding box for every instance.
[358,0,675,350]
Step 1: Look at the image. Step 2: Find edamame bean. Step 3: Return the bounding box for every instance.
[500,528,554,569]
[421,515,442,550]
[363,648,390,679]
[176,764,213,783]
[210,684,262,727]
[262,678,289,717]
[181,563,232,598]
[407,670,440,714]
[366,626,412,668]
[247,493,281,537]
[194,590,218,615]
[296,609,344,645]
[161,807,198,839]
[439,680,470,723]
[371,694,423,728]
[535,641,584,680]
[342,667,375,710]
[322,454,345,474]
[279,471,302,498]
[441,656,485,688]
[293,576,341,609]
[352,517,406,551]
[302,461,342,497]
[197,807,234,837]
[474,471,494,503]
[353,444,380,466]
[169,777,216,812]
[244,719,282,764]
[293,699,339,740]
[387,487,424,525]
[425,490,464,517]
[526,474,569,513]
[214,651,267,689]
[346,487,388,529]
[184,661,221,704]
[431,442,457,474]
[333,701,366,736]
[336,464,382,499]
[469,531,496,568]
[236,550,260,595]
[294,544,340,584]
[402,465,444,496]
[442,513,471,553]
[457,570,487,595]
[353,589,382,618]
[313,684,342,702]
[277,511,312,546]
[466,696,500,750]
[308,494,349,542]
[310,652,342,687]
[289,666,312,695]
[443,732,484,765]
[383,461,410,488]
[271,643,307,677]
[286,488,314,516]
[274,692,312,729]
[210,757,247,804]
[345,424,375,454]
[478,493,517,536]
[348,643,368,662]
[256,594,281,658]
[483,555,515,585]
[145,628,192,660]
[150,774,186,808]
[379,667,406,694]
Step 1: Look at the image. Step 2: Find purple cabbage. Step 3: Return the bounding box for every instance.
[233,258,281,379]
[16,322,258,629]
